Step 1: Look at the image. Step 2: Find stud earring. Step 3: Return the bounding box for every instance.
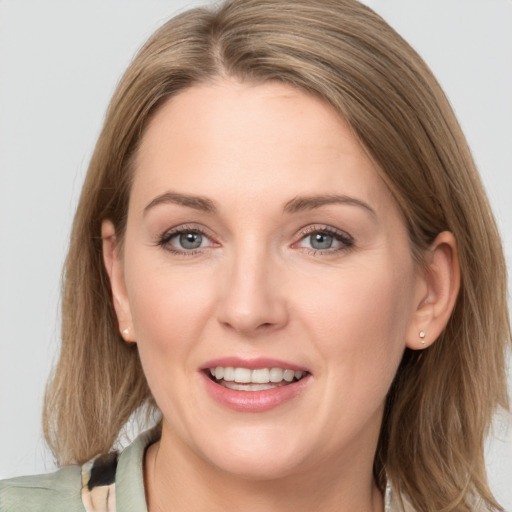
[419,331,426,344]
[121,327,136,345]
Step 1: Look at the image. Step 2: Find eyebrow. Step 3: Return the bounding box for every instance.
[284,194,376,216]
[144,192,217,214]
[143,191,376,217]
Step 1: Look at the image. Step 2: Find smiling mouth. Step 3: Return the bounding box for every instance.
[207,367,308,391]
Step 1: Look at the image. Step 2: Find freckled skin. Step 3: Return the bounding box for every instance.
[110,81,426,511]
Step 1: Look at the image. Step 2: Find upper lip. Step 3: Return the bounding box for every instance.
[201,357,309,373]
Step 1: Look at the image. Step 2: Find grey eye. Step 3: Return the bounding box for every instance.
[179,232,203,249]
[309,232,334,250]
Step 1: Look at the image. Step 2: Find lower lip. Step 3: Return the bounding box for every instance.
[201,372,311,412]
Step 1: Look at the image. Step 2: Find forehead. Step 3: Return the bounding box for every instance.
[132,80,396,215]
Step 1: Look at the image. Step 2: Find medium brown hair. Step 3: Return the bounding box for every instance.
[43,1,510,510]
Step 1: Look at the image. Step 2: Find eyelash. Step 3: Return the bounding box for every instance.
[156,224,215,256]
[156,224,354,256]
[295,225,354,256]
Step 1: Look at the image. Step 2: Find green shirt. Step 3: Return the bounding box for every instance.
[0,429,157,512]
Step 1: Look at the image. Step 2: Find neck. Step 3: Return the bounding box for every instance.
[144,426,384,512]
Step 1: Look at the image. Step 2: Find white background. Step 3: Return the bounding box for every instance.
[1,0,511,508]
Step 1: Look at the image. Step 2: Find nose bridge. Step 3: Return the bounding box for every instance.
[217,236,287,334]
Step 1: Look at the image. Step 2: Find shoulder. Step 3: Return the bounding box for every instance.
[0,428,158,512]
[0,466,84,512]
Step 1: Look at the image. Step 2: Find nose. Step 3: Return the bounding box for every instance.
[216,246,289,336]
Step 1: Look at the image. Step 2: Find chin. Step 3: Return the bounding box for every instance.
[196,425,311,481]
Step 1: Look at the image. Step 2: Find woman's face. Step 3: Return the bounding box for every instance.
[111,80,425,479]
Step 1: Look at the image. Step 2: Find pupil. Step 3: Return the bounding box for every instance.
[180,232,202,249]
[311,233,333,250]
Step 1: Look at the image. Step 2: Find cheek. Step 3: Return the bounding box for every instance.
[123,251,217,378]
[123,256,220,427]
[298,256,415,373]
[126,252,211,329]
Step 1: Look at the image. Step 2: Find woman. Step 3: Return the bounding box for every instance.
[1,0,509,511]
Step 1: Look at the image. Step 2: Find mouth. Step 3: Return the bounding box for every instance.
[206,366,308,391]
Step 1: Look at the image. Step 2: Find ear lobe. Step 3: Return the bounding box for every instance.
[406,231,460,350]
[101,220,135,343]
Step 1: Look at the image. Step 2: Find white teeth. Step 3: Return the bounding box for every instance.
[283,369,295,382]
[222,382,277,391]
[269,368,284,382]
[234,367,251,383]
[208,366,306,385]
[223,367,235,381]
[251,368,270,383]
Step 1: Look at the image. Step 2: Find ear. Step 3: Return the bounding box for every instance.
[406,231,460,350]
[102,220,135,343]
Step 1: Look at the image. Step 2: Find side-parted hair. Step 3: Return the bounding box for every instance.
[43,1,510,510]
